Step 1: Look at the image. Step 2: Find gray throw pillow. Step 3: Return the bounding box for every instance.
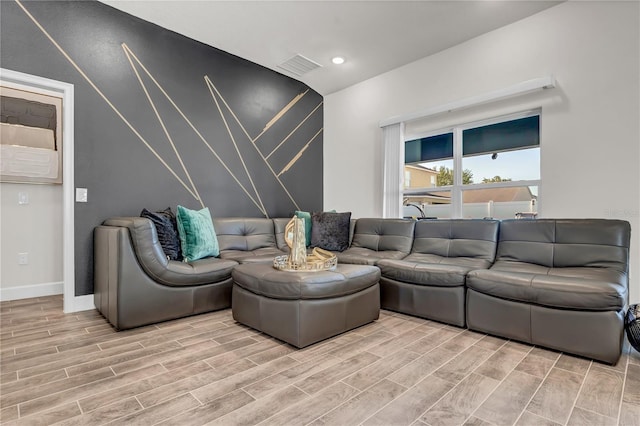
[310,211,351,252]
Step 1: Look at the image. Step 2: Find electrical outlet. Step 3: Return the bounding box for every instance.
[18,192,29,205]
[18,252,28,265]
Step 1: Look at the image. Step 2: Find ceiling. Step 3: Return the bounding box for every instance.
[101,1,561,95]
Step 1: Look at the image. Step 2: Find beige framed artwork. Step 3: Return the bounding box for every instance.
[0,84,63,184]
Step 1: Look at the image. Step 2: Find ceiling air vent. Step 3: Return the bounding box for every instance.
[277,54,322,76]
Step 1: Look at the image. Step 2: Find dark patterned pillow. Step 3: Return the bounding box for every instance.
[140,207,182,261]
[310,211,351,252]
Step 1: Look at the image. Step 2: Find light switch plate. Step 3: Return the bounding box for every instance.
[76,188,88,203]
[18,192,29,205]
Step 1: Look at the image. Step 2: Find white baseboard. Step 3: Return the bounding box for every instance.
[0,283,95,313]
[0,281,63,301]
[65,294,95,313]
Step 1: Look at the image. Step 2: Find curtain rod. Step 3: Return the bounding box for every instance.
[379,75,556,128]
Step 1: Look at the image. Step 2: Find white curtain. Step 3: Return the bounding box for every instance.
[382,122,404,218]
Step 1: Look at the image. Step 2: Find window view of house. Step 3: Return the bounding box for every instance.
[403,113,540,219]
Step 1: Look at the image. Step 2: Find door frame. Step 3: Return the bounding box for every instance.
[1,68,92,312]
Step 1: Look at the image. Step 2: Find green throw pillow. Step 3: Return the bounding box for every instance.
[295,211,312,246]
[176,205,219,262]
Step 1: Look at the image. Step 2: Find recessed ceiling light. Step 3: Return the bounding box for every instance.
[332,56,345,65]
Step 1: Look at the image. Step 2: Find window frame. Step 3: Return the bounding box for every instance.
[403,109,541,218]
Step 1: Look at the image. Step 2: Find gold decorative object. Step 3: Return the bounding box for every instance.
[273,216,338,272]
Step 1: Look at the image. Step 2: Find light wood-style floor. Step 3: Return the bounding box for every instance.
[1,295,638,426]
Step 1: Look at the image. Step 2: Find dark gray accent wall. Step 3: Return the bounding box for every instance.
[1,0,323,295]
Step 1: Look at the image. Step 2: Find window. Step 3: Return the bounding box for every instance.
[403,111,540,219]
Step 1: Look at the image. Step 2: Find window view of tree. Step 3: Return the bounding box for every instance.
[437,166,473,186]
[481,176,512,183]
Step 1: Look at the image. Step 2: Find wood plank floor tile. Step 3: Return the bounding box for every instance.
[158,389,254,426]
[526,367,584,424]
[405,327,462,354]
[244,354,341,399]
[11,401,81,426]
[388,346,457,388]
[474,335,507,351]
[192,356,296,404]
[18,364,164,417]
[65,342,178,376]
[515,352,556,378]
[433,346,494,384]
[311,379,406,426]
[367,327,428,357]
[567,407,617,426]
[56,397,143,426]
[327,330,395,359]
[622,363,640,405]
[259,382,360,426]
[421,373,500,426]
[0,405,18,422]
[439,330,484,353]
[343,349,420,391]
[463,417,494,426]
[575,365,625,418]
[136,358,255,408]
[474,346,527,381]
[77,360,211,413]
[555,353,592,375]
[0,369,68,396]
[619,401,640,426]
[11,344,107,378]
[104,393,200,425]
[363,374,455,426]
[0,371,18,384]
[473,370,541,425]
[209,385,308,425]
[1,367,115,409]
[295,352,381,395]
[515,410,562,426]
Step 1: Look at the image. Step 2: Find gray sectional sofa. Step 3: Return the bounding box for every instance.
[94,215,631,364]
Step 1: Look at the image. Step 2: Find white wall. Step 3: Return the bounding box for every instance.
[0,183,63,300]
[324,1,640,303]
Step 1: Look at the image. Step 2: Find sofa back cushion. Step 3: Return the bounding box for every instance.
[351,218,415,253]
[273,218,291,252]
[412,219,499,261]
[213,218,276,252]
[497,219,630,272]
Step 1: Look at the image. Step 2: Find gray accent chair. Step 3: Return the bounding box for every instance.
[214,218,287,263]
[378,219,499,327]
[337,218,415,265]
[94,217,237,330]
[466,219,631,364]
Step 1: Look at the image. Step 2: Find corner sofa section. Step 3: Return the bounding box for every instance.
[94,217,237,330]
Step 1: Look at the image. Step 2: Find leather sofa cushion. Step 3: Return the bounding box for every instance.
[232,263,380,300]
[378,258,479,287]
[337,247,408,265]
[103,217,237,286]
[497,219,630,273]
[467,267,627,311]
[213,218,277,252]
[351,218,415,253]
[412,219,499,262]
[219,247,287,263]
[273,218,291,252]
